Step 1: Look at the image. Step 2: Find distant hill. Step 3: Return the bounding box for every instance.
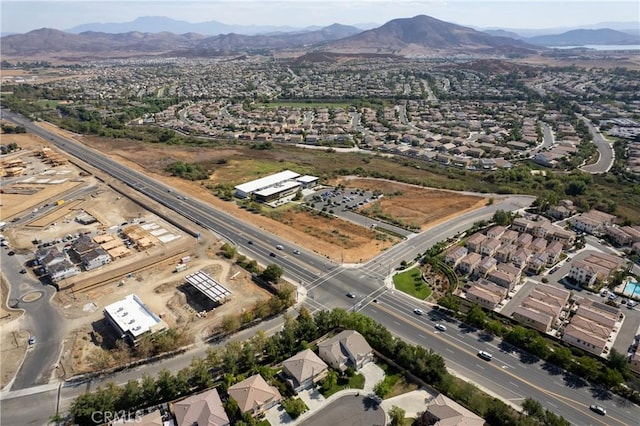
[67,16,323,36]
[0,24,363,60]
[321,15,538,55]
[483,29,526,40]
[525,28,640,46]
[0,28,201,57]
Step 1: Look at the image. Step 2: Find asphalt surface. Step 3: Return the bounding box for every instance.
[1,246,65,391]
[579,116,615,174]
[299,394,385,426]
[1,109,638,426]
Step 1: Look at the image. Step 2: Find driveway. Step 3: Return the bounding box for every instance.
[298,394,385,426]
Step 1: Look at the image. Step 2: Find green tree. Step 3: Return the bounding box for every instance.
[141,373,157,402]
[548,346,573,369]
[373,379,392,398]
[466,305,486,328]
[607,348,630,377]
[156,369,179,401]
[492,209,512,226]
[321,370,338,392]
[282,397,308,419]
[437,294,460,312]
[388,405,406,426]
[117,379,142,411]
[522,397,545,419]
[260,263,283,283]
[220,243,237,259]
[190,357,213,390]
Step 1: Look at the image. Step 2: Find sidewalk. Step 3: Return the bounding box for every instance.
[264,362,386,426]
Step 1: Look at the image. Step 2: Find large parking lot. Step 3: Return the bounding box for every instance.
[306,187,412,237]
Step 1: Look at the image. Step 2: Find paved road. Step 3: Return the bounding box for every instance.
[579,116,615,174]
[299,394,385,426]
[1,245,65,391]
[1,110,638,425]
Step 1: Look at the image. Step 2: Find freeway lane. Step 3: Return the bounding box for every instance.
[3,110,639,425]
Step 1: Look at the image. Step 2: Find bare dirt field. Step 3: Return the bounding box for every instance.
[1,123,493,379]
[1,127,275,381]
[0,278,28,389]
[334,177,487,231]
[74,135,489,263]
[55,235,271,375]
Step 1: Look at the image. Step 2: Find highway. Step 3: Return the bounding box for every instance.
[1,110,638,425]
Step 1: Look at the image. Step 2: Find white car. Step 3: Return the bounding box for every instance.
[435,324,447,332]
[413,308,424,316]
[477,350,493,361]
[589,404,606,415]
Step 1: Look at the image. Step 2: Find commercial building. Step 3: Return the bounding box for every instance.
[103,294,168,344]
[234,170,318,202]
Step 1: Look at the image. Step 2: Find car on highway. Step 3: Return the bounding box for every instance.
[413,308,424,315]
[477,350,493,361]
[435,323,447,332]
[293,249,301,255]
[269,252,276,257]
[346,292,356,298]
[276,244,283,250]
[589,404,606,416]
[247,240,254,245]
[28,336,36,346]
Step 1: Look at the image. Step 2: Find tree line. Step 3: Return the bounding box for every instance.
[69,307,569,426]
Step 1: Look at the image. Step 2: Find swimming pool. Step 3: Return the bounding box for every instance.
[623,281,640,298]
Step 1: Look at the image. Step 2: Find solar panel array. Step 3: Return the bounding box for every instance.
[185,271,232,303]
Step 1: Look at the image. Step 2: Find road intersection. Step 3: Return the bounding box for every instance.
[1,110,637,425]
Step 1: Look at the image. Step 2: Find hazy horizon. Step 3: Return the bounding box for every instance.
[2,1,639,34]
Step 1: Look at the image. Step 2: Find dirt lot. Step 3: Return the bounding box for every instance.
[0,277,29,389]
[2,122,491,381]
[74,135,488,263]
[55,234,271,375]
[333,177,486,231]
[0,126,273,382]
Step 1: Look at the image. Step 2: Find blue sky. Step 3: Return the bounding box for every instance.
[2,1,639,33]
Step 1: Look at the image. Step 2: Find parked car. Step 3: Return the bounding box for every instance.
[19,269,27,274]
[28,336,36,346]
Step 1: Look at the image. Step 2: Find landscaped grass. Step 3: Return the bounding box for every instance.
[393,267,432,300]
[321,373,365,397]
[376,361,419,398]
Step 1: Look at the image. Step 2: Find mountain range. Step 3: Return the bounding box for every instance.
[63,16,380,36]
[1,15,638,62]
